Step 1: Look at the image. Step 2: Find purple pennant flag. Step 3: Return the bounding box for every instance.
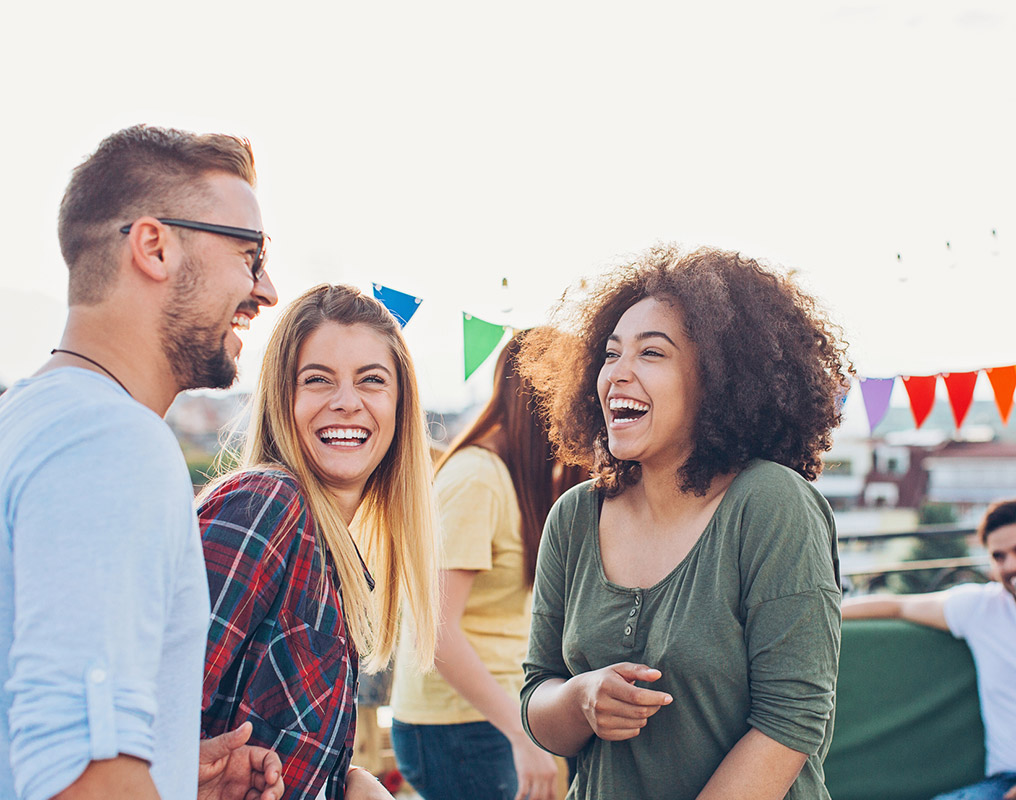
[859,377,895,434]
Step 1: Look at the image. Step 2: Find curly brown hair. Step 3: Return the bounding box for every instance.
[517,244,853,496]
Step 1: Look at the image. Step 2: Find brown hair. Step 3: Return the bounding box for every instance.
[518,244,853,496]
[978,499,1016,545]
[205,284,438,671]
[436,330,586,585]
[58,124,256,305]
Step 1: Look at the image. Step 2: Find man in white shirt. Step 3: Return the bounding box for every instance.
[843,499,1016,800]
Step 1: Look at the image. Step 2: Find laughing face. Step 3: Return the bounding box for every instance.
[596,296,701,471]
[986,522,1016,601]
[293,321,399,511]
[160,173,278,391]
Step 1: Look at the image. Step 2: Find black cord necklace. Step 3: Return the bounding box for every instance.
[51,348,131,396]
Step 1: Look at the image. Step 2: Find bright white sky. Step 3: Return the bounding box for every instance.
[1,0,1013,420]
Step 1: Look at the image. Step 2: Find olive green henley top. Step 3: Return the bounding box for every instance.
[521,460,840,800]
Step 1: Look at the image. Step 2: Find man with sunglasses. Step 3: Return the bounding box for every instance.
[0,126,282,800]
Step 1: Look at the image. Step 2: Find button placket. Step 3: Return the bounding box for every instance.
[622,591,643,648]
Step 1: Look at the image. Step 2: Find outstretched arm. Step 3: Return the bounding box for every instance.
[841,592,949,630]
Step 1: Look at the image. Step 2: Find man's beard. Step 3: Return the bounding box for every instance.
[160,253,238,392]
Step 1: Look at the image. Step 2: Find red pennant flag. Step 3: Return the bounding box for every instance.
[986,365,1016,425]
[902,374,937,428]
[942,371,978,429]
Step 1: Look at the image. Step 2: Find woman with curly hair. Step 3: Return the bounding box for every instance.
[517,245,850,800]
[198,284,438,800]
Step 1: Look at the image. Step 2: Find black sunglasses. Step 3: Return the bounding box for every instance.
[119,218,269,281]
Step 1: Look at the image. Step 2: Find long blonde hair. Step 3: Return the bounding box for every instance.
[221,283,437,671]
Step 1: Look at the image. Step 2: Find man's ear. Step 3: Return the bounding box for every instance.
[126,217,174,283]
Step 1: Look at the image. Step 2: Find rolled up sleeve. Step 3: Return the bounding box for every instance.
[6,412,188,800]
[744,587,841,755]
[521,499,570,745]
[737,468,841,757]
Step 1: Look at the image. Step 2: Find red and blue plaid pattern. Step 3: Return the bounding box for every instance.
[200,469,359,800]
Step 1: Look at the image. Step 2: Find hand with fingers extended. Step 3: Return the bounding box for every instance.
[574,662,672,741]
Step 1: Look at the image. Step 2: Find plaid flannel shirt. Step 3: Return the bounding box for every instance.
[200,469,360,800]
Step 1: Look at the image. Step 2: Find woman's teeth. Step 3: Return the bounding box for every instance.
[320,428,369,446]
[609,398,650,412]
[609,397,649,423]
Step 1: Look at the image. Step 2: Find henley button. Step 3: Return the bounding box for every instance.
[624,625,633,636]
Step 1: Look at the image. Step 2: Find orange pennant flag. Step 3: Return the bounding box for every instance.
[902,374,937,429]
[942,371,978,429]
[986,365,1016,425]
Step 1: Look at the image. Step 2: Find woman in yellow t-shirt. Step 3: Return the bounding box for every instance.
[391,331,583,800]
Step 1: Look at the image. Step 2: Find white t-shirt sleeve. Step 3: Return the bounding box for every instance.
[6,403,194,800]
[943,582,989,640]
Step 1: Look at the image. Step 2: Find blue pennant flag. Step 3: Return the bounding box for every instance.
[373,284,423,327]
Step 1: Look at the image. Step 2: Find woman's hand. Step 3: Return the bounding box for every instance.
[574,662,672,741]
[345,766,395,799]
[507,732,559,800]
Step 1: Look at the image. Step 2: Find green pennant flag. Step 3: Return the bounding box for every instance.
[462,313,507,380]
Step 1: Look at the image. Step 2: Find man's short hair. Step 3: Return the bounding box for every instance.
[978,498,1016,545]
[58,125,256,305]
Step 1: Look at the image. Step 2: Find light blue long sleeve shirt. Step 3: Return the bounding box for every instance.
[1,369,209,800]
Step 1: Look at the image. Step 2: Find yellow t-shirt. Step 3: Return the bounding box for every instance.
[391,446,529,724]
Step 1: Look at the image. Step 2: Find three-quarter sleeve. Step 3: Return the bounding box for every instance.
[738,471,841,756]
[520,493,571,746]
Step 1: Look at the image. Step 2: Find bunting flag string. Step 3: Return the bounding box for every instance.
[462,313,509,380]
[857,366,1016,435]
[373,284,423,327]
[371,282,1016,432]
